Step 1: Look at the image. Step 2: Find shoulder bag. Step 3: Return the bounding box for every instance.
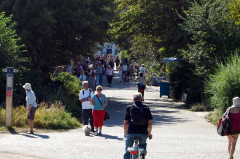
[96,95,110,120]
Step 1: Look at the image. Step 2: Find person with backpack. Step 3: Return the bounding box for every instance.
[79,81,95,132]
[123,92,153,159]
[223,97,240,159]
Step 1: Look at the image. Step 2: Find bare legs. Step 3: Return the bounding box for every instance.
[27,119,34,132]
[227,134,239,159]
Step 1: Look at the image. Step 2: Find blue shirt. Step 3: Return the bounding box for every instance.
[92,94,106,110]
[26,90,37,109]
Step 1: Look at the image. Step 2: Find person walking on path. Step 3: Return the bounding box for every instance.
[224,97,240,159]
[106,65,114,87]
[91,85,108,136]
[79,81,95,132]
[115,56,120,69]
[23,83,38,134]
[136,73,146,101]
[123,92,153,159]
[139,64,147,79]
[89,66,97,92]
[118,63,123,83]
[97,63,105,86]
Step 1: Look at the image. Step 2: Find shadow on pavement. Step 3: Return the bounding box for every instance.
[104,97,190,128]
[20,133,50,139]
[99,134,124,141]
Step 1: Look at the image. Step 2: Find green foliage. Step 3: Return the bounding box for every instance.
[190,103,206,111]
[180,0,240,77]
[229,0,240,25]
[0,12,27,104]
[110,0,189,63]
[0,107,5,126]
[0,0,116,70]
[167,61,202,103]
[52,72,82,98]
[0,103,81,129]
[205,108,222,125]
[207,54,240,113]
[51,72,82,118]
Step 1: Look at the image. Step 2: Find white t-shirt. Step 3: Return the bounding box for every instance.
[139,67,147,75]
[79,89,94,109]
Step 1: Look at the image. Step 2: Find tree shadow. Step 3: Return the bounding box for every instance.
[103,97,190,127]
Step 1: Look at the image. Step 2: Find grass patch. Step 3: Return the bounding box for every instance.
[189,103,206,111]
[0,101,81,130]
[205,108,222,125]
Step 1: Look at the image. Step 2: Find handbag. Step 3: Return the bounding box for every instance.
[96,95,110,120]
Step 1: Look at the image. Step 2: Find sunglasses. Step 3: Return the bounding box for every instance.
[97,89,102,90]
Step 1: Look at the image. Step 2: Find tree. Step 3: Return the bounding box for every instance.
[180,0,240,105]
[0,12,26,103]
[0,0,116,80]
[110,0,190,62]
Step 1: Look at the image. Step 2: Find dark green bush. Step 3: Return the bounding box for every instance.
[167,60,202,103]
[51,72,82,118]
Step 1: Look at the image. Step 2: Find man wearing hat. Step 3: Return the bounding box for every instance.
[23,83,38,134]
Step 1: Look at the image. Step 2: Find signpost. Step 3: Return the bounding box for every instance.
[2,67,18,127]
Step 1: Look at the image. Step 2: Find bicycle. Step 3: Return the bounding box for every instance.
[129,68,135,80]
[122,71,127,84]
[146,72,161,86]
[127,137,145,159]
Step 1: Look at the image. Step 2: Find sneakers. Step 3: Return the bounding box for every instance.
[91,129,96,132]
[94,132,102,136]
[26,131,34,134]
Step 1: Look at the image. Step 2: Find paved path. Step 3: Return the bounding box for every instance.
[0,74,239,159]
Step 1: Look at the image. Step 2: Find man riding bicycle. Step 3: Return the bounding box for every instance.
[123,93,153,159]
[122,62,129,83]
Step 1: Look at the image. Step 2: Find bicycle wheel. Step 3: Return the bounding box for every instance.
[147,78,154,86]
[131,154,136,159]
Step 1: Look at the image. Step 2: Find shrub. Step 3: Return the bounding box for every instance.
[190,103,206,111]
[52,72,82,98]
[0,102,81,129]
[206,54,240,113]
[205,108,222,125]
[51,72,82,118]
[0,107,5,126]
[167,60,202,103]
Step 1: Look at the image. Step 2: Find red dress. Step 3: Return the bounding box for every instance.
[229,112,240,133]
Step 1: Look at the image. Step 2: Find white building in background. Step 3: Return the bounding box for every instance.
[96,43,116,57]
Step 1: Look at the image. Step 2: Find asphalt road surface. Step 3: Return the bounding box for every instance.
[0,74,238,159]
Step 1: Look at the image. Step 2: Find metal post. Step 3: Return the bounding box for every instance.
[2,67,18,127]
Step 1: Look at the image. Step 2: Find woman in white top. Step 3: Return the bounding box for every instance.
[23,83,38,134]
[106,65,114,87]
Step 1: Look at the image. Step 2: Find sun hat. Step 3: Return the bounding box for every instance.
[233,97,240,107]
[23,83,32,90]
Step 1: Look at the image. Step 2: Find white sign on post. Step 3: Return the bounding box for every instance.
[3,67,18,127]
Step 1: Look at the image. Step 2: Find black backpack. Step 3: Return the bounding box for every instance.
[130,104,149,125]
